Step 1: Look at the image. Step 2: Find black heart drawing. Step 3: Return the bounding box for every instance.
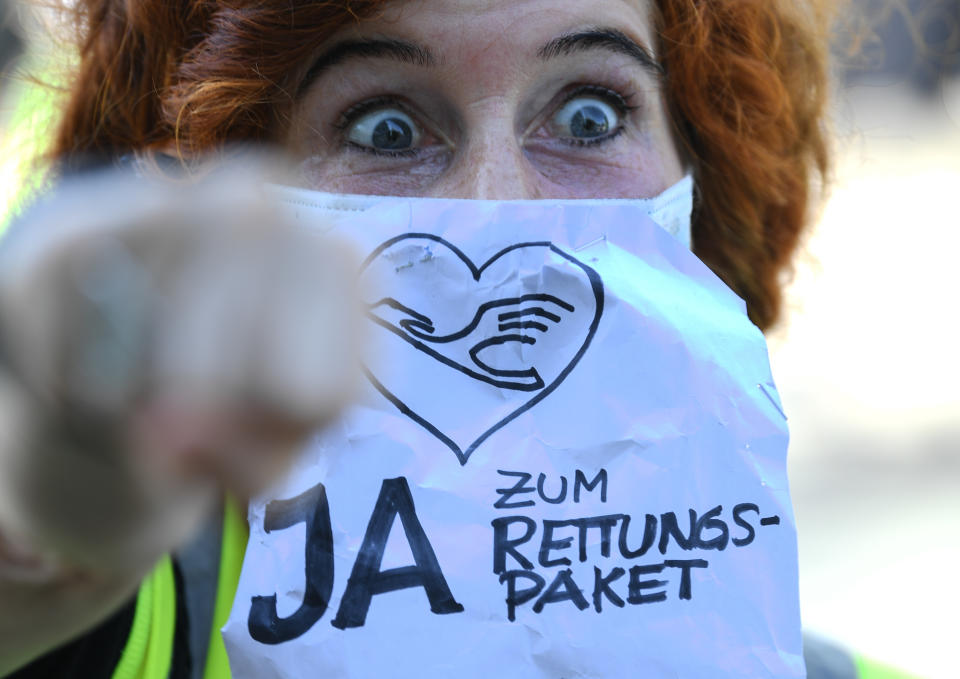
[360,233,604,465]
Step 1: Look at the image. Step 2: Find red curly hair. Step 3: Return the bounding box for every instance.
[51,0,832,330]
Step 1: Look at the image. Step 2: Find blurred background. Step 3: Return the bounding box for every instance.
[1,1,958,677]
[770,1,960,677]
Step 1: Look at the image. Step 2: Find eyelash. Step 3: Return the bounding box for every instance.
[555,84,638,148]
[332,96,427,158]
[565,84,637,115]
[346,144,421,159]
[332,83,640,156]
[333,97,394,131]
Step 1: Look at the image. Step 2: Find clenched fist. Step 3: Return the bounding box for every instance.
[0,159,360,579]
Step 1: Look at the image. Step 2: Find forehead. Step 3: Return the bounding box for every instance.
[333,0,657,58]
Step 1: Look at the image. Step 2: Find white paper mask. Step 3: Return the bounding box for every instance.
[222,180,804,678]
[262,175,695,250]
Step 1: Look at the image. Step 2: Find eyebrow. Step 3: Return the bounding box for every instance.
[298,38,435,97]
[537,28,664,78]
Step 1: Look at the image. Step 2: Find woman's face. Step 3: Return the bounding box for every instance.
[286,0,684,200]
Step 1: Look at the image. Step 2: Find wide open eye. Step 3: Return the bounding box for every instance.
[552,96,621,142]
[346,107,422,153]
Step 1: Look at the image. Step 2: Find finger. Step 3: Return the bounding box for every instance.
[126,401,313,498]
[246,227,360,425]
[144,199,360,495]
[56,234,155,413]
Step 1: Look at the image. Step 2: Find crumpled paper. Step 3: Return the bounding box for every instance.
[222,194,804,678]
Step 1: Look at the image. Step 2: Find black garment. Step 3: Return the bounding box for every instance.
[6,598,136,679]
[804,634,861,679]
[7,562,192,679]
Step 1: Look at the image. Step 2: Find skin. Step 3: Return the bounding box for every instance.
[286,0,685,200]
[1,0,687,673]
[0,167,359,675]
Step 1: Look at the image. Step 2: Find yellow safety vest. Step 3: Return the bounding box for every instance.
[112,497,248,679]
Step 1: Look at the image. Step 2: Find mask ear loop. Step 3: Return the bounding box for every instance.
[643,175,694,250]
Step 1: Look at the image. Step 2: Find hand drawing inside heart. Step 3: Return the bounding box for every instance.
[360,234,604,465]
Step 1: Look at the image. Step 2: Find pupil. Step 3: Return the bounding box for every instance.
[570,105,609,138]
[372,118,413,150]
